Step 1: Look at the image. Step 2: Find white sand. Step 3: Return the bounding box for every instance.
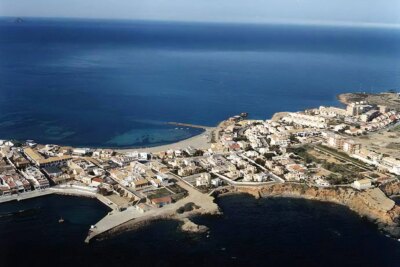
[116,127,215,153]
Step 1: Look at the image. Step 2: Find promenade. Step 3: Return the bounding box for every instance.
[0,189,54,204]
[0,185,118,210]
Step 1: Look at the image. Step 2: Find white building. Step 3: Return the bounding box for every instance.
[72,148,91,156]
[353,179,372,190]
[196,173,212,187]
[211,178,222,187]
[283,113,328,129]
[380,157,400,175]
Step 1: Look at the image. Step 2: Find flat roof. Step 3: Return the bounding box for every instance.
[38,155,72,165]
[355,178,371,184]
[24,148,44,162]
[43,165,62,174]
[134,179,149,186]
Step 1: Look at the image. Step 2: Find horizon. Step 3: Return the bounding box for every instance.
[2,15,400,30]
[1,0,399,28]
[1,2,400,266]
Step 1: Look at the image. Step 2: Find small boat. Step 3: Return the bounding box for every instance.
[58,217,64,223]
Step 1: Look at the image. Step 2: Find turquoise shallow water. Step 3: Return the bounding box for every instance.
[0,18,399,147]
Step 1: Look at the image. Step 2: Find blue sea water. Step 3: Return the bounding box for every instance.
[0,18,399,147]
[0,194,399,267]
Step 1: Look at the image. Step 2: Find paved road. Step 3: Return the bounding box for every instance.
[239,154,285,183]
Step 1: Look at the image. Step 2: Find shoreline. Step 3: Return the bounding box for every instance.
[337,91,400,110]
[0,122,214,152]
[0,186,114,210]
[116,126,215,153]
[91,183,400,242]
[1,94,400,243]
[84,179,220,243]
[233,184,400,238]
[2,181,400,242]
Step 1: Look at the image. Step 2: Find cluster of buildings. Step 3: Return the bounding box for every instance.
[0,158,33,196]
[109,161,170,190]
[0,141,181,210]
[0,96,399,204]
[211,99,400,188]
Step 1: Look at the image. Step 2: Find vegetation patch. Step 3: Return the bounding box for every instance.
[147,188,172,200]
[176,202,200,214]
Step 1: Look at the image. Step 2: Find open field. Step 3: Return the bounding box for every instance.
[338,92,400,110]
[291,145,373,185]
[354,127,400,158]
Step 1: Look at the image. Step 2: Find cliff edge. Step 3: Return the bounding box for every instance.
[234,183,400,238]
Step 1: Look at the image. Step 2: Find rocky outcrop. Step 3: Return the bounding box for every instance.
[234,183,400,238]
[180,218,209,233]
[380,181,400,196]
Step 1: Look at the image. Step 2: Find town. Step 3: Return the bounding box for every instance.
[1,92,400,240]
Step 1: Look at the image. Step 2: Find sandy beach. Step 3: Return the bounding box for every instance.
[116,127,215,153]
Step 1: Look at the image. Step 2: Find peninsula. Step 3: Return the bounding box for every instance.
[1,92,400,241]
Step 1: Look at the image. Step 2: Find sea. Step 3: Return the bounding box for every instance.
[1,18,400,266]
[0,194,399,267]
[0,18,399,148]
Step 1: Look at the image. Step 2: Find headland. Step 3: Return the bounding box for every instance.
[1,92,400,242]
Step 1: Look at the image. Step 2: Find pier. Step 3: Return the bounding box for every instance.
[167,122,214,130]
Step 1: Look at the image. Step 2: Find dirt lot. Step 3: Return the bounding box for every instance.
[106,194,130,206]
[308,148,342,164]
[355,127,400,158]
[338,92,400,110]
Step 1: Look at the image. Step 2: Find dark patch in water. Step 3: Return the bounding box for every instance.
[1,194,399,267]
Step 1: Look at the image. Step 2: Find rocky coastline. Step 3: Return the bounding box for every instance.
[93,182,400,241]
[232,183,400,238]
[93,199,220,241]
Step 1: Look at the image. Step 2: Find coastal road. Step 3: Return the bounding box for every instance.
[239,154,285,183]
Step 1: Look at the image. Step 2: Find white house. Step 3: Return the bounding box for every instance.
[73,148,90,156]
[196,173,212,187]
[353,179,372,190]
[211,178,222,187]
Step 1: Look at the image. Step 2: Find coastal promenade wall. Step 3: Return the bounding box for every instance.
[0,185,115,210]
[0,189,54,204]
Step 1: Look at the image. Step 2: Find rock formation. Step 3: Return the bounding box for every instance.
[234,183,400,238]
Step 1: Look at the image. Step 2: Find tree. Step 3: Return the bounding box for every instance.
[289,134,299,143]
